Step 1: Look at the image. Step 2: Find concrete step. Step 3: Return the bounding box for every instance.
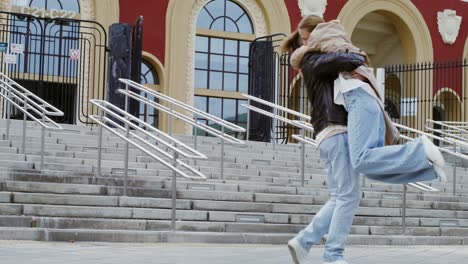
[0,202,208,221]
[1,215,467,237]
[0,227,465,245]
[3,188,468,215]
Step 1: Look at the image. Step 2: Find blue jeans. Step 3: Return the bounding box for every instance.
[296,133,359,262]
[343,87,436,183]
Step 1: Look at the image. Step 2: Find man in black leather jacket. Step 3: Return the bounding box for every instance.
[300,51,365,136]
[287,50,368,264]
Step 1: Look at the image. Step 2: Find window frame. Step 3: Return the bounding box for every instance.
[194,0,254,137]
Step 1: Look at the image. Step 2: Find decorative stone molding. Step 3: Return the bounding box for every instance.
[3,0,94,19]
[0,0,12,11]
[437,9,462,45]
[298,0,327,18]
[80,0,95,21]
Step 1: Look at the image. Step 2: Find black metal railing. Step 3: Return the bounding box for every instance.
[0,11,108,125]
[248,33,467,144]
[385,59,467,138]
[248,34,310,144]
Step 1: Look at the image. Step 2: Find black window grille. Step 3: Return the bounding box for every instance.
[194,0,253,138]
[195,36,249,92]
[194,96,247,137]
[196,0,253,34]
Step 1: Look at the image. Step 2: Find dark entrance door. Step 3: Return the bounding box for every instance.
[433,106,444,146]
[0,11,107,124]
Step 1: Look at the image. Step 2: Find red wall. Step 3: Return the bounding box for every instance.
[412,0,467,61]
[119,0,168,65]
[118,0,467,65]
[285,0,467,61]
[284,0,301,31]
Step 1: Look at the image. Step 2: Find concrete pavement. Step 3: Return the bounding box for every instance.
[0,240,467,263]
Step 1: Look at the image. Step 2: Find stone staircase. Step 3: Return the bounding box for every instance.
[1,119,468,245]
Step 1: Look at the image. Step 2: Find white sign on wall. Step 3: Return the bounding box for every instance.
[10,43,24,54]
[400,98,418,117]
[70,49,80,60]
[4,54,17,64]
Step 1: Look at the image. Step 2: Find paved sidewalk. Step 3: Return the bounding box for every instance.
[0,240,467,264]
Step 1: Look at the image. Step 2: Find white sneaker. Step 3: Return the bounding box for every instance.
[288,237,309,264]
[432,162,448,182]
[324,260,348,264]
[420,135,447,182]
[421,135,445,167]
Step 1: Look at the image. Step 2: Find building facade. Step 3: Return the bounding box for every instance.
[1,0,467,134]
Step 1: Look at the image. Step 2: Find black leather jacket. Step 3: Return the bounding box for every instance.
[300,52,366,136]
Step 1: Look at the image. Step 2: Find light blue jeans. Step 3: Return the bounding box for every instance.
[343,87,436,183]
[295,88,437,262]
[296,133,359,262]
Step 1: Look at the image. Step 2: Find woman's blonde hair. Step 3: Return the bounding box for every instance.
[281,15,324,53]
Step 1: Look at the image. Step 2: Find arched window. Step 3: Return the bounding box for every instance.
[29,0,80,12]
[197,0,253,34]
[11,0,81,76]
[138,59,160,128]
[194,0,254,137]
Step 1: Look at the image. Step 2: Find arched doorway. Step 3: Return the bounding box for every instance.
[0,0,107,124]
[338,0,433,63]
[351,12,404,67]
[384,73,401,121]
[432,105,444,146]
[435,89,462,122]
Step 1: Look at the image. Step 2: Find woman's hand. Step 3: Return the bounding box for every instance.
[351,71,366,81]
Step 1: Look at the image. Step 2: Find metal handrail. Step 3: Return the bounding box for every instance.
[392,121,468,233]
[90,99,209,232]
[119,79,246,132]
[0,73,63,116]
[395,122,468,161]
[242,94,311,120]
[91,100,208,161]
[0,73,63,168]
[118,78,246,180]
[117,88,244,144]
[423,120,468,197]
[241,94,313,187]
[90,99,207,180]
[425,120,468,143]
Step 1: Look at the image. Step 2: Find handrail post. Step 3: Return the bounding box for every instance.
[220,126,225,180]
[272,108,276,150]
[22,100,28,154]
[169,104,173,136]
[97,109,103,176]
[124,84,130,196]
[123,122,130,196]
[40,110,46,170]
[300,127,305,187]
[402,184,407,234]
[452,143,457,196]
[171,149,178,231]
[5,89,11,140]
[193,114,198,166]
[246,98,251,141]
